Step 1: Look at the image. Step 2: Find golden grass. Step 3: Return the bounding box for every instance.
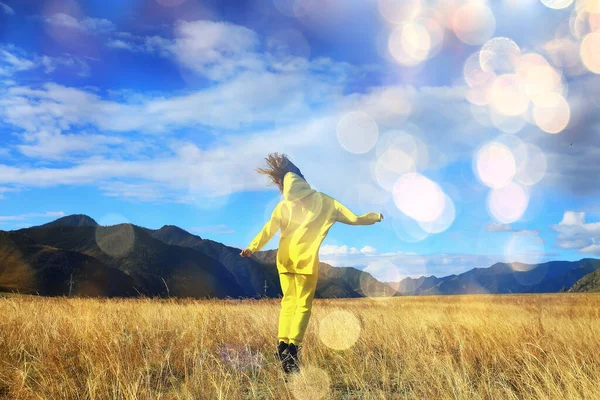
[1,293,599,399]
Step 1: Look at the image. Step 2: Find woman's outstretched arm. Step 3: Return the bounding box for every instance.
[334,199,383,225]
[241,202,282,256]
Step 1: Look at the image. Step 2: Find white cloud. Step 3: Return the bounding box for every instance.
[318,245,512,278]
[0,2,14,15]
[190,224,235,235]
[17,129,125,159]
[0,211,65,222]
[44,13,115,34]
[485,222,540,236]
[0,48,35,76]
[0,186,19,199]
[486,222,512,232]
[553,211,600,255]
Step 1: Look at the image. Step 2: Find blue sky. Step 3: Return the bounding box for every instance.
[1,0,599,280]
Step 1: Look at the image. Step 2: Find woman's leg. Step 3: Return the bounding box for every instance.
[288,273,318,346]
[277,272,296,344]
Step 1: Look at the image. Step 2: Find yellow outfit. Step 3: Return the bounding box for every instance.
[248,172,382,345]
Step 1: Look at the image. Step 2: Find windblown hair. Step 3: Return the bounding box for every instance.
[256,152,305,192]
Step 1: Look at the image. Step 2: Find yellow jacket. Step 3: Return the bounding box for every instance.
[248,172,382,275]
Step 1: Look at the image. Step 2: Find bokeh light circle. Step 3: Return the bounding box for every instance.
[505,233,547,286]
[318,309,361,350]
[480,37,521,74]
[514,143,547,186]
[452,2,496,45]
[541,0,574,9]
[532,93,571,134]
[360,261,403,298]
[401,23,432,62]
[475,142,516,189]
[393,173,446,222]
[464,52,495,87]
[418,193,456,234]
[378,0,422,24]
[336,111,379,154]
[581,32,600,74]
[289,365,331,400]
[488,182,529,223]
[490,74,529,116]
[95,223,135,258]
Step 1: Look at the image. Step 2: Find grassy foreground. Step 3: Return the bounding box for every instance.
[0,294,599,399]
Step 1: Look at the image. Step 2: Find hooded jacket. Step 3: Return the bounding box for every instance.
[247,172,382,275]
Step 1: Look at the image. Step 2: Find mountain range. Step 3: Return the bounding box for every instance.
[0,214,598,298]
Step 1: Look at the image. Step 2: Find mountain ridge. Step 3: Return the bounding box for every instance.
[3,214,599,298]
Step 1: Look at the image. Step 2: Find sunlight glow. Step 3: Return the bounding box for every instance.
[514,143,547,186]
[378,0,422,24]
[480,37,521,74]
[318,309,362,350]
[289,365,331,400]
[475,142,516,189]
[452,2,496,45]
[392,173,446,222]
[581,32,600,73]
[541,0,574,9]
[360,261,403,298]
[488,181,529,223]
[532,92,571,134]
[336,111,379,154]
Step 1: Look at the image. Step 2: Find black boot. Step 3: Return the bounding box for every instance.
[277,341,290,373]
[285,343,300,374]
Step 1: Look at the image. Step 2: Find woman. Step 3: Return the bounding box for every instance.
[240,153,383,374]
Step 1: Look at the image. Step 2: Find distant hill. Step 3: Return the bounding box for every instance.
[569,269,600,292]
[390,259,600,295]
[0,231,134,297]
[40,214,99,228]
[1,214,599,299]
[18,222,246,298]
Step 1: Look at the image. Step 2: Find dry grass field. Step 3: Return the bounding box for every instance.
[0,293,599,400]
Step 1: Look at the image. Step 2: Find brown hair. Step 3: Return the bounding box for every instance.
[256,152,305,192]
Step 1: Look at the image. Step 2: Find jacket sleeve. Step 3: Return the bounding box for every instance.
[247,202,281,252]
[334,200,381,226]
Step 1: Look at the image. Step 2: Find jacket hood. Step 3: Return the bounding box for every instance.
[283,172,315,202]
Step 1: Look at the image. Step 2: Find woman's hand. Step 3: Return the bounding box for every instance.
[240,248,253,258]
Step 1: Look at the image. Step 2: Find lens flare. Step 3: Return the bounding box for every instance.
[516,54,565,99]
[289,365,331,400]
[577,0,600,14]
[505,233,547,286]
[452,2,496,45]
[393,173,446,222]
[475,142,516,189]
[541,0,573,9]
[374,148,416,192]
[490,74,529,116]
[581,32,600,73]
[360,261,403,298]
[391,210,430,242]
[418,193,456,234]
[378,0,422,24]
[514,143,547,186]
[480,37,521,74]
[464,52,495,87]
[318,309,361,350]
[95,224,135,258]
[488,182,529,223]
[401,23,432,62]
[489,109,527,133]
[336,111,379,154]
[532,93,571,134]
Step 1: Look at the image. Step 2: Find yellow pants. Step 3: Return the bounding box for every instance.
[278,272,318,346]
